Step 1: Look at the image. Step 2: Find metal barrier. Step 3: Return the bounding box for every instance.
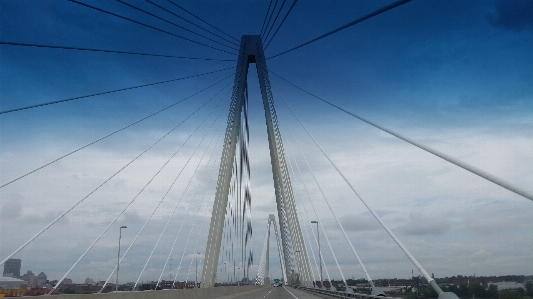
[298,286,399,299]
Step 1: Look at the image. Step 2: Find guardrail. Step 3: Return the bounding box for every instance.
[298,286,400,299]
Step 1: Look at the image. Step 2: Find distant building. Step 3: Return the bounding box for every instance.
[84,277,95,285]
[63,278,73,285]
[20,270,37,288]
[37,272,47,286]
[2,259,21,277]
[489,281,525,290]
[0,277,25,289]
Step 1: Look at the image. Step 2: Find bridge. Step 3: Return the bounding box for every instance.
[1,1,532,298]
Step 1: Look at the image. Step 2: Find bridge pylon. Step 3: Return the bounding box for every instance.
[201,35,312,288]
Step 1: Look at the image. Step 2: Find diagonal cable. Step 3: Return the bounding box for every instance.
[270,70,533,203]
[146,0,239,47]
[288,133,342,285]
[278,90,443,292]
[268,0,411,59]
[69,0,236,55]
[133,100,224,290]
[262,0,287,43]
[264,0,297,50]
[0,72,231,190]
[259,0,274,37]
[167,0,239,42]
[96,82,232,293]
[0,67,231,115]
[261,0,279,38]
[0,75,231,268]
[116,0,238,52]
[156,92,227,289]
[48,91,227,295]
[0,41,236,61]
[279,91,380,287]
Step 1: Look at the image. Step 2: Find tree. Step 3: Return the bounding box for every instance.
[487,284,499,298]
[526,282,533,297]
[457,284,470,298]
[501,290,522,299]
[469,284,487,298]
[424,286,439,298]
[64,288,76,294]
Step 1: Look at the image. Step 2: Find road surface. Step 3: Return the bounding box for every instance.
[212,286,323,299]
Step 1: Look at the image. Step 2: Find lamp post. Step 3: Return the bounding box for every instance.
[224,262,227,285]
[311,221,322,288]
[116,225,127,292]
[195,252,200,288]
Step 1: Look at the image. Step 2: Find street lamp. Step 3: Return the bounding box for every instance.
[311,221,322,289]
[116,225,127,292]
[195,252,201,288]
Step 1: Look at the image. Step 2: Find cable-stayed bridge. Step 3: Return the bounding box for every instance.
[1,1,532,298]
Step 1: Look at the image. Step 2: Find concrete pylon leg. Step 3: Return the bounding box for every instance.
[201,35,312,288]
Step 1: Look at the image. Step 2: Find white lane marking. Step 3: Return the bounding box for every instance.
[283,286,299,299]
[264,288,274,298]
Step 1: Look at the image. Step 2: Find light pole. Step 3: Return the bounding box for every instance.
[311,221,322,288]
[195,252,200,288]
[224,262,227,285]
[116,225,127,292]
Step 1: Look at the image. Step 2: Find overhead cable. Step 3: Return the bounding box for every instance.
[146,0,239,47]
[280,93,383,289]
[0,41,236,61]
[264,0,297,50]
[0,72,231,190]
[271,70,533,203]
[167,0,239,42]
[158,92,228,289]
[262,0,288,42]
[277,101,349,288]
[0,76,232,269]
[0,67,232,115]
[116,0,238,52]
[69,0,236,55]
[284,140,320,284]
[261,0,279,38]
[97,82,232,293]
[47,97,225,294]
[259,0,274,37]
[278,95,443,295]
[268,0,412,59]
[155,106,224,290]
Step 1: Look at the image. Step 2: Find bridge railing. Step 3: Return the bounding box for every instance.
[298,286,399,299]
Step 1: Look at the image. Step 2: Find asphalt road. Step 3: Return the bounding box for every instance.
[213,286,323,299]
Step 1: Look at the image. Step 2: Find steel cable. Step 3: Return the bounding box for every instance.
[116,0,239,52]
[0,75,231,268]
[69,0,236,55]
[268,0,412,59]
[0,71,231,190]
[270,70,533,203]
[146,0,239,47]
[96,81,232,293]
[167,0,239,42]
[0,41,236,61]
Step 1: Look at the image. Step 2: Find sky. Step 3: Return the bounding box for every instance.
[1,0,533,286]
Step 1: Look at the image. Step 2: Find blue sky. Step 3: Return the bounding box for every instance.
[1,0,532,285]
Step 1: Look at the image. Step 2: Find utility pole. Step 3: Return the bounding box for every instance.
[116,226,127,292]
[311,221,322,288]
